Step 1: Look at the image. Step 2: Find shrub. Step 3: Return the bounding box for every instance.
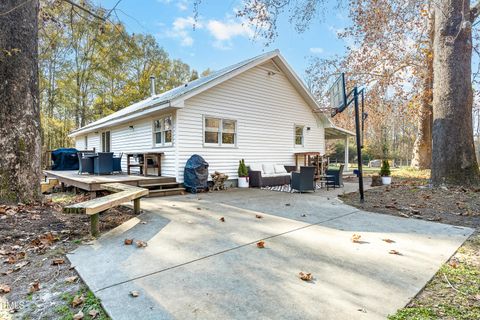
[238,159,248,177]
[380,160,391,177]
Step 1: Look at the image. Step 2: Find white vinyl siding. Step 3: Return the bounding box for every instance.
[75,134,99,151]
[176,63,325,182]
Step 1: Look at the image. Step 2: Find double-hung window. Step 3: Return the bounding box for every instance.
[295,125,304,146]
[153,115,173,147]
[101,131,111,152]
[204,117,237,146]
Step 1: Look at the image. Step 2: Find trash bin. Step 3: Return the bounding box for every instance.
[183,154,209,193]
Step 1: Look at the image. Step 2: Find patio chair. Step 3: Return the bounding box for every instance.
[77,152,94,175]
[113,153,123,173]
[326,164,344,187]
[94,152,114,175]
[290,166,316,193]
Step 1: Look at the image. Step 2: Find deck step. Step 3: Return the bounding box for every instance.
[138,182,181,188]
[147,187,185,197]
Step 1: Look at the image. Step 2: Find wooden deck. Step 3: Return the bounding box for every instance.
[44,170,177,192]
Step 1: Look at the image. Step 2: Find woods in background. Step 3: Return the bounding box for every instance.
[39,0,200,152]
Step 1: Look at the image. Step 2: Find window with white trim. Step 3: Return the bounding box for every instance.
[101,131,111,152]
[153,115,173,147]
[295,125,304,146]
[204,117,237,146]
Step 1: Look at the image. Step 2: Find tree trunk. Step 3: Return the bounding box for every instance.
[431,0,480,185]
[412,11,434,170]
[0,0,42,203]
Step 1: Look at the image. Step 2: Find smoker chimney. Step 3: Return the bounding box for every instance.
[150,76,156,96]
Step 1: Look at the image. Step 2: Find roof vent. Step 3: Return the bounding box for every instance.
[150,76,156,96]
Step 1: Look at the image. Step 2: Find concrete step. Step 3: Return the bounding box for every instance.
[147,187,185,197]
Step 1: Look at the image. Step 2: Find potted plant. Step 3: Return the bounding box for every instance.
[237,159,249,188]
[380,160,392,185]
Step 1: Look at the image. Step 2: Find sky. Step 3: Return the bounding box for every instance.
[94,0,351,79]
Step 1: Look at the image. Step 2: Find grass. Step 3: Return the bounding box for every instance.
[50,192,78,204]
[388,234,480,320]
[56,287,110,320]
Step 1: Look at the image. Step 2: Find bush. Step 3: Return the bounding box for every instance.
[238,159,248,177]
[380,160,391,177]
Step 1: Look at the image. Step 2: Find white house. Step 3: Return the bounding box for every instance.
[69,50,353,183]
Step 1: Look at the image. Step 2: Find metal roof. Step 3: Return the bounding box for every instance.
[69,49,340,137]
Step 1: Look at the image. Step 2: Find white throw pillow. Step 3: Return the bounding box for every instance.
[274,164,287,174]
[249,163,263,172]
[262,164,275,175]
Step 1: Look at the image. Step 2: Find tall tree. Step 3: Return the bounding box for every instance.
[431,0,480,185]
[0,0,42,203]
[239,0,480,183]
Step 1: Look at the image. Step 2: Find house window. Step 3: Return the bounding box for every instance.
[204,117,236,146]
[84,136,88,150]
[101,131,111,152]
[295,125,304,146]
[153,115,173,147]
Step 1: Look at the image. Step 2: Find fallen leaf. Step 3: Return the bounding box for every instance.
[52,258,65,265]
[135,240,147,248]
[382,238,395,243]
[357,308,367,313]
[196,207,202,210]
[71,294,84,307]
[130,290,140,297]
[0,208,5,214]
[299,272,313,281]
[88,309,99,318]
[73,310,84,320]
[449,259,459,269]
[285,203,291,206]
[0,284,11,293]
[29,281,40,293]
[351,234,362,243]
[255,214,263,219]
[219,217,225,222]
[124,239,133,245]
[389,250,402,255]
[140,221,147,224]
[66,276,78,283]
[256,241,265,248]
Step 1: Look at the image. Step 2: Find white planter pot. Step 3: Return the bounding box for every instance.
[381,176,392,185]
[238,177,249,188]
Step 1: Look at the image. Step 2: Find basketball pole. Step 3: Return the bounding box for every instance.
[330,73,365,203]
[353,87,365,203]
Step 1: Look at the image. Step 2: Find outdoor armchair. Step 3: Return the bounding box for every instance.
[94,152,114,175]
[326,164,344,187]
[291,166,316,193]
[77,152,94,174]
[113,153,123,173]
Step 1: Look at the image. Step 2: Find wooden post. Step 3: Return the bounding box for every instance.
[90,213,100,237]
[89,191,96,199]
[133,198,141,214]
[344,136,349,172]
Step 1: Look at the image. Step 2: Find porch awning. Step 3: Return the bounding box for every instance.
[325,126,356,140]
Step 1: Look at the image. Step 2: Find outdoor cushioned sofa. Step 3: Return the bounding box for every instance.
[248,164,292,187]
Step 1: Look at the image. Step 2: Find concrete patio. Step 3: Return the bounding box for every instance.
[67,184,473,320]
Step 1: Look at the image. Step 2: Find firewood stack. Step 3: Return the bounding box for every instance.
[211,171,228,191]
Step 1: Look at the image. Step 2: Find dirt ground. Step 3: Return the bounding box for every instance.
[0,192,139,320]
[341,177,480,319]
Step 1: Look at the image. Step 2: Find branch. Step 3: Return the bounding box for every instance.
[62,0,105,21]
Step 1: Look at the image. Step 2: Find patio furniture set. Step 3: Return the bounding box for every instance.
[248,163,344,193]
[77,152,123,175]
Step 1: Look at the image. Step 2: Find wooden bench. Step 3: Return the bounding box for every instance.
[63,183,149,237]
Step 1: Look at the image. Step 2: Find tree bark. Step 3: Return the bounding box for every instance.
[431,0,480,185]
[412,12,434,170]
[0,0,42,203]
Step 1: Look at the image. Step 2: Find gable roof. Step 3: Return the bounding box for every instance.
[69,49,331,137]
